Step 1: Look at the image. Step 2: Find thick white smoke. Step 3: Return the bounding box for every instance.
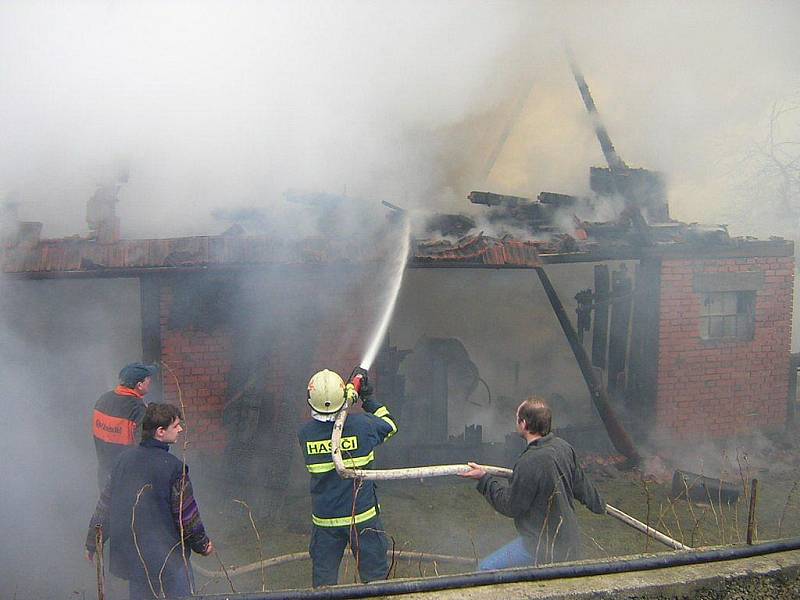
[2,1,798,240]
[1,2,799,596]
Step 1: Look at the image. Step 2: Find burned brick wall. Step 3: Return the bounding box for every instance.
[156,265,373,459]
[160,280,234,453]
[654,254,794,440]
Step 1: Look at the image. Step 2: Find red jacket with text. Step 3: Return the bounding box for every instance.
[92,386,146,487]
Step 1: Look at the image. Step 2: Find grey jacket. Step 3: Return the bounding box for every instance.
[478,433,605,565]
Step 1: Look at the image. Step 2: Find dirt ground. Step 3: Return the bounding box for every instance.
[191,429,800,595]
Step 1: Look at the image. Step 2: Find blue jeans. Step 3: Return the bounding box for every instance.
[479,537,534,570]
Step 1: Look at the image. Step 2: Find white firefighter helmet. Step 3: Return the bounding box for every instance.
[307,369,346,414]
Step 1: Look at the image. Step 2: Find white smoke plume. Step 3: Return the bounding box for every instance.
[1,1,798,240]
[1,2,799,596]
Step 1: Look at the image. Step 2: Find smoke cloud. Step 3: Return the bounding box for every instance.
[1,1,799,596]
[2,1,798,239]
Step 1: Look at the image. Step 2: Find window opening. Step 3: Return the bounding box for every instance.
[699,291,755,340]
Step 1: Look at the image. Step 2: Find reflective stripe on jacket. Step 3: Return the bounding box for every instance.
[298,398,397,527]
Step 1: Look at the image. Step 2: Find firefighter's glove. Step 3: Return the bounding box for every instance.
[351,367,373,398]
[359,379,374,398]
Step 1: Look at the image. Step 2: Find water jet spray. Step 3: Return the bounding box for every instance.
[358,218,411,372]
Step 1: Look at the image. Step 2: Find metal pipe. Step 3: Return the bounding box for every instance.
[185,537,800,600]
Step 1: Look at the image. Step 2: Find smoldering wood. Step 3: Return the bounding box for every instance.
[574,289,593,344]
[568,52,670,224]
[479,76,535,184]
[424,214,477,238]
[466,190,589,234]
[567,52,627,174]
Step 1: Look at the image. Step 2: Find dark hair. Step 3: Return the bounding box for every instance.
[141,403,182,440]
[517,397,552,436]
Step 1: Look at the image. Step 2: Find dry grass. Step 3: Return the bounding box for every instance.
[190,443,800,594]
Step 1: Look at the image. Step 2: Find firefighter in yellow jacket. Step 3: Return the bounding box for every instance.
[298,367,398,586]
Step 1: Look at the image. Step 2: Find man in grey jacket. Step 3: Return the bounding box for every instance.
[461,397,605,569]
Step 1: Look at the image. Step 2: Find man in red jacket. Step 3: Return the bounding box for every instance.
[92,362,157,489]
[86,402,214,600]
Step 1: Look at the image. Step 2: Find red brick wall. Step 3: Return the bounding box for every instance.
[655,256,794,439]
[160,284,233,452]
[157,268,374,453]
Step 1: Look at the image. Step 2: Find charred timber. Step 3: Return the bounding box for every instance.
[568,53,670,223]
[534,266,641,465]
[468,191,532,207]
[567,57,627,174]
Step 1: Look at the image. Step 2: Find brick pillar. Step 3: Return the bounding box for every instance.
[160,283,233,452]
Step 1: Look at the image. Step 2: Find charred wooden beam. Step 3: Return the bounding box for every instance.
[468,191,532,207]
[591,265,610,369]
[608,264,633,397]
[534,266,641,465]
[625,258,662,418]
[567,56,627,174]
